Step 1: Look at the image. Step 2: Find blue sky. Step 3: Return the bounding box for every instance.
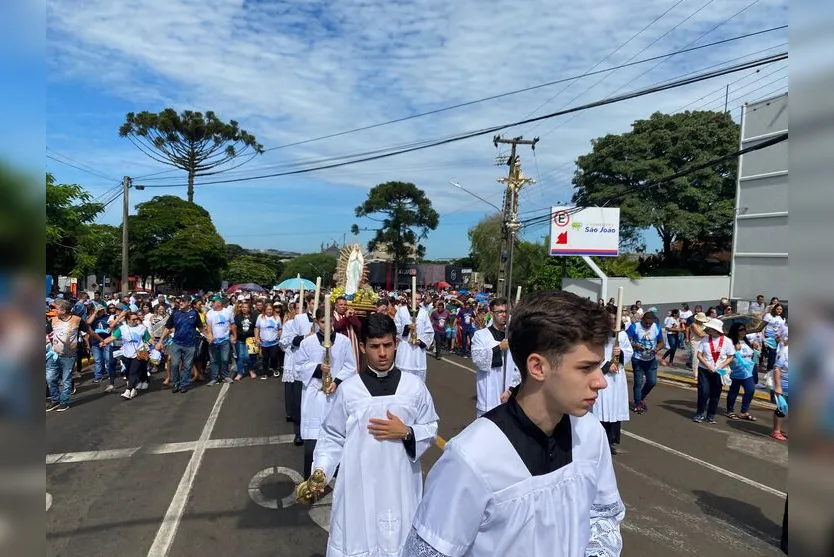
[43,0,788,259]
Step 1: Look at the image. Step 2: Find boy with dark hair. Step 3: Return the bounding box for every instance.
[297,312,439,557]
[403,291,625,557]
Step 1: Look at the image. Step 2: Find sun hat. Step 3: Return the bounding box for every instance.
[704,318,725,334]
[694,312,708,323]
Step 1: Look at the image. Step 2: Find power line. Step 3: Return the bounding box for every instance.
[138,51,786,190]
[257,26,785,153]
[45,152,117,182]
[515,131,789,230]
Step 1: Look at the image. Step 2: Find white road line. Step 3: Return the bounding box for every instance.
[46,436,297,465]
[441,357,476,374]
[147,382,230,557]
[621,430,786,499]
[46,448,140,464]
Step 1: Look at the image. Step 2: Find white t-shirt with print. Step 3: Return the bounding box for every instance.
[697,335,736,369]
[205,307,234,344]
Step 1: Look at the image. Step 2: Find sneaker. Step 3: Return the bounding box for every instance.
[259,375,268,380]
[222,377,233,384]
[692,414,704,423]
[72,385,77,395]
[706,416,717,424]
[206,380,218,386]
[56,404,69,412]
[104,384,115,393]
[172,386,180,393]
[179,387,188,394]
[121,388,135,399]
[137,382,149,390]
[92,378,102,383]
[46,401,61,412]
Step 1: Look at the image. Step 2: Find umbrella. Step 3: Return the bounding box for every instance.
[458,289,470,295]
[228,283,266,293]
[436,281,451,289]
[719,313,766,334]
[275,277,316,291]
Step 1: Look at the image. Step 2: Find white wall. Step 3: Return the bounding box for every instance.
[563,276,731,306]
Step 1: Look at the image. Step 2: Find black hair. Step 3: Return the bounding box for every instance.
[671,309,679,317]
[489,298,508,311]
[376,298,389,307]
[508,291,610,383]
[336,296,347,303]
[315,307,326,320]
[728,322,752,347]
[360,313,397,344]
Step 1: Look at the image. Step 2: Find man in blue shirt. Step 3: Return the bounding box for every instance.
[156,295,204,393]
[626,311,664,414]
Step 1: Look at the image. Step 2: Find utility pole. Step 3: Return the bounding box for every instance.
[493,135,538,301]
[121,176,131,295]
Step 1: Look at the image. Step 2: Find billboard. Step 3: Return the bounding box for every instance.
[549,207,620,257]
[729,93,788,302]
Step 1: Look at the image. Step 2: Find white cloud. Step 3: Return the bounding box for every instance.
[46,0,789,253]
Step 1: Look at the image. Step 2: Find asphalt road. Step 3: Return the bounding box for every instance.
[46,354,787,557]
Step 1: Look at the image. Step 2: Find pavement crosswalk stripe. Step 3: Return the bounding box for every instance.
[46,448,140,464]
[147,382,230,557]
[622,430,786,499]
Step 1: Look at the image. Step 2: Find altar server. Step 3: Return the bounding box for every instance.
[403,291,625,557]
[471,298,521,418]
[296,304,357,478]
[280,295,313,446]
[394,304,434,383]
[591,308,634,455]
[296,313,439,557]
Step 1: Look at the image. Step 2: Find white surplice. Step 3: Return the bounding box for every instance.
[591,331,634,424]
[278,316,300,382]
[296,333,357,440]
[394,307,434,382]
[406,413,625,557]
[312,370,439,557]
[471,327,521,414]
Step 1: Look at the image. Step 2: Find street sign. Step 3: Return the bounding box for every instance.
[549,207,620,257]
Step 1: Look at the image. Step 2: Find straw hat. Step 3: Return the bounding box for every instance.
[694,312,708,323]
[704,318,725,334]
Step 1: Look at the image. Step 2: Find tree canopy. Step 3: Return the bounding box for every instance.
[278,253,338,287]
[352,181,439,281]
[224,254,279,287]
[119,108,263,202]
[129,195,226,290]
[572,110,739,268]
[46,172,105,276]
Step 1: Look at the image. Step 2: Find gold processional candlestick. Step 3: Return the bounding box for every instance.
[321,295,333,394]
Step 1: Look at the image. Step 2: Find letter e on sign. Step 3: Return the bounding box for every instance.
[553,211,570,227]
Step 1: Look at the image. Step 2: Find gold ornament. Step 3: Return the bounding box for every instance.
[296,468,327,504]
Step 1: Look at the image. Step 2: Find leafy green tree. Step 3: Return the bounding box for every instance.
[226,243,247,262]
[46,172,104,276]
[224,254,277,286]
[352,181,439,281]
[572,110,739,263]
[279,253,338,287]
[1,165,44,273]
[119,109,263,202]
[467,213,541,288]
[74,224,122,279]
[129,195,226,290]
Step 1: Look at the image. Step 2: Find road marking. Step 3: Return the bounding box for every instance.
[621,430,786,499]
[248,466,304,510]
[147,382,230,557]
[441,357,476,374]
[46,492,53,512]
[46,436,297,465]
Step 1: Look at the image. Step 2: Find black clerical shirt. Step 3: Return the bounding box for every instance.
[483,391,573,476]
[359,366,416,458]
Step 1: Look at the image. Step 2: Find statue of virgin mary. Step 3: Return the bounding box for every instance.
[344,245,364,300]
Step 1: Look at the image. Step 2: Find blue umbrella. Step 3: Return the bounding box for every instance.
[458,289,470,295]
[275,277,316,291]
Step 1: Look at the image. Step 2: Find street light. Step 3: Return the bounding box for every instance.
[449,181,502,213]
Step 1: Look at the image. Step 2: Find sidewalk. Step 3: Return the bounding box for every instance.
[626,360,773,403]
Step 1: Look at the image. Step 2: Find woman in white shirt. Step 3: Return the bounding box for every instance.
[693,318,735,424]
[762,304,786,372]
[255,304,283,379]
[100,312,152,400]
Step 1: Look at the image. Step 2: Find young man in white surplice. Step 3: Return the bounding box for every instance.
[402,291,625,557]
[591,308,634,455]
[393,293,434,382]
[295,306,357,478]
[471,297,521,418]
[295,313,439,557]
[280,294,314,446]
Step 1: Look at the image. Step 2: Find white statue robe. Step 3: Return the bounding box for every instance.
[313,370,439,557]
[405,413,625,557]
[471,327,521,415]
[296,332,357,440]
[394,307,434,382]
[591,331,634,424]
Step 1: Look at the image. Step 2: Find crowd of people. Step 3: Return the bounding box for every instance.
[45,284,788,556]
